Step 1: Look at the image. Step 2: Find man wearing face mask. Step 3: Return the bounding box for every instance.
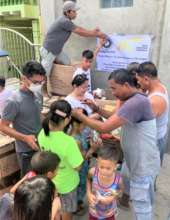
[0,61,46,177]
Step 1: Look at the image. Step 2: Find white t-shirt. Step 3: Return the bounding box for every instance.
[65,92,94,115]
[0,88,13,116]
[73,67,92,92]
[65,92,94,139]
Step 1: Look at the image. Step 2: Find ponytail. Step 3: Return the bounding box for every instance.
[42,100,72,136]
[42,114,51,136]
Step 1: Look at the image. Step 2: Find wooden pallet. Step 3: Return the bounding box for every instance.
[0,134,20,195]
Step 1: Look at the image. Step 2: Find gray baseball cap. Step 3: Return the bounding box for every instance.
[63,1,80,12]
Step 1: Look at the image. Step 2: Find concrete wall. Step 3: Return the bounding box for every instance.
[40,0,170,146]
[40,0,170,89]
[39,0,57,37]
[158,0,170,94]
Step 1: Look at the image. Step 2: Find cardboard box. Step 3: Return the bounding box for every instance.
[42,96,65,116]
[104,88,115,100]
[0,134,19,179]
[0,134,20,195]
[49,64,76,96]
[95,99,116,112]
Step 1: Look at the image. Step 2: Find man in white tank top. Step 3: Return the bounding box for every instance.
[136,61,169,164]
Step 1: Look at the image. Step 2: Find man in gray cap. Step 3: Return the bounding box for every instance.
[40,0,106,77]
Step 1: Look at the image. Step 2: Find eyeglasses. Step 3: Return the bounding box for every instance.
[28,78,45,85]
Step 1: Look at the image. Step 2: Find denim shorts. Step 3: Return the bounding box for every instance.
[59,187,77,213]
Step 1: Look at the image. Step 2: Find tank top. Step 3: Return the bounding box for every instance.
[89,168,121,219]
[149,88,169,139]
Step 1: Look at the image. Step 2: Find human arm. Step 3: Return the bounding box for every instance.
[117,177,124,198]
[79,94,152,132]
[97,176,124,205]
[75,139,87,159]
[87,167,97,205]
[150,96,167,117]
[67,138,84,171]
[0,100,39,150]
[51,197,61,220]
[93,38,106,60]
[10,174,28,194]
[85,138,102,159]
[83,99,117,119]
[73,26,106,39]
[97,194,116,205]
[72,108,126,133]
[0,119,38,150]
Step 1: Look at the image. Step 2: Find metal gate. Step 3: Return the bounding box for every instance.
[0,27,40,78]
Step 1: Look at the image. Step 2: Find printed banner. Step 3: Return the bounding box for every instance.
[96,34,152,72]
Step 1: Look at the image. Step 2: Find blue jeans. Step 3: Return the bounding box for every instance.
[17,151,35,177]
[77,160,89,202]
[130,176,156,220]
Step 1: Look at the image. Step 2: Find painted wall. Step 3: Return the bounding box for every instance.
[40,0,170,145]
[40,0,170,90]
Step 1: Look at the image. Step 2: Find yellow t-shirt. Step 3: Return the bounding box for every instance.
[38,130,84,194]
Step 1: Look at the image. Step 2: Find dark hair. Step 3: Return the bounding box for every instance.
[71,74,88,87]
[42,100,72,136]
[108,68,136,87]
[64,109,88,133]
[13,176,55,220]
[22,61,46,78]
[63,10,72,16]
[98,144,121,162]
[71,108,88,124]
[127,62,140,88]
[31,151,60,174]
[137,61,158,78]
[127,62,139,72]
[82,50,94,60]
[0,76,6,87]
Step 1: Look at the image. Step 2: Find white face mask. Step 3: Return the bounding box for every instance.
[29,83,43,95]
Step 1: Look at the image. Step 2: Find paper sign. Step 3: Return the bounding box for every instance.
[96,34,152,72]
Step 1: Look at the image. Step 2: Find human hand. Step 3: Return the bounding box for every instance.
[23,135,39,150]
[90,138,102,151]
[97,31,107,40]
[98,195,116,205]
[98,38,107,48]
[82,99,99,112]
[94,26,101,32]
[88,193,97,206]
[93,27,107,40]
[72,108,85,121]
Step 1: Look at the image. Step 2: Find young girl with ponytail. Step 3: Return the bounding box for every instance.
[38,100,84,220]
